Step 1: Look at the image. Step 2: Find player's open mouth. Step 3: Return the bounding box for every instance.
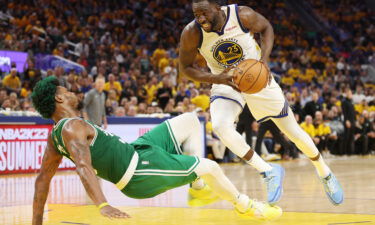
[202,23,210,28]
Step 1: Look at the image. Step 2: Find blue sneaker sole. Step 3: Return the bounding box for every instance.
[268,165,285,205]
[324,184,344,205]
[326,193,343,206]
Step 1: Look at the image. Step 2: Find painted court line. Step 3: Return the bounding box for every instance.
[61,222,90,225]
[328,221,372,225]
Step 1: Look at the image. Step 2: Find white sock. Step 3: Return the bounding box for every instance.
[311,156,331,178]
[247,152,272,172]
[191,178,205,190]
[234,194,250,213]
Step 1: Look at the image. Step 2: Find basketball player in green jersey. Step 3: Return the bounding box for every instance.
[31,76,281,224]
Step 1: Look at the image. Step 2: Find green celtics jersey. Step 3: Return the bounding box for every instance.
[51,118,136,184]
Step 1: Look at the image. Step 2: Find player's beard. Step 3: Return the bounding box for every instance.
[211,16,219,32]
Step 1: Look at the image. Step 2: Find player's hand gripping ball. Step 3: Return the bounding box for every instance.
[233,59,270,94]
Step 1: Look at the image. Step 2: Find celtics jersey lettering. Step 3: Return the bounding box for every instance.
[197,4,261,75]
[51,118,136,185]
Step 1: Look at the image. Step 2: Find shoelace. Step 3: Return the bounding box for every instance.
[251,200,266,218]
[325,176,338,194]
[264,174,278,193]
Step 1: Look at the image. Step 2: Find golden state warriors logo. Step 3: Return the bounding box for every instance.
[213,40,243,67]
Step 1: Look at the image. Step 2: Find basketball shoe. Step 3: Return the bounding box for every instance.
[321,173,344,205]
[235,197,282,220]
[261,163,285,205]
[188,184,220,207]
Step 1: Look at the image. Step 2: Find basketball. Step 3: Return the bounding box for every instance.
[233,59,270,94]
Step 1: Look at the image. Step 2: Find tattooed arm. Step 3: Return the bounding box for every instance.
[32,135,62,225]
[62,119,129,219]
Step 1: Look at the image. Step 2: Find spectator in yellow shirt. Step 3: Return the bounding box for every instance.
[305,64,317,81]
[287,63,302,79]
[158,56,170,73]
[145,76,161,104]
[314,111,332,151]
[281,73,295,87]
[20,81,32,98]
[104,73,122,98]
[300,115,319,145]
[2,67,21,94]
[191,88,210,111]
[151,43,166,67]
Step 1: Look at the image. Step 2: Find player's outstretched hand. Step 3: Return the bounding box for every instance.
[215,67,240,91]
[100,205,131,219]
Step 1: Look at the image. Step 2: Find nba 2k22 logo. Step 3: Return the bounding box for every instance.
[212,38,244,67]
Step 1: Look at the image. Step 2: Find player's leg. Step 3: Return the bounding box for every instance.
[134,112,213,201]
[131,113,207,193]
[210,99,269,168]
[135,112,203,157]
[166,112,209,192]
[193,158,282,220]
[122,147,282,220]
[167,111,203,156]
[271,107,344,205]
[210,98,284,204]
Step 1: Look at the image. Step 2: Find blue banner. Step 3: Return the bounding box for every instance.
[0,50,28,73]
[34,54,84,73]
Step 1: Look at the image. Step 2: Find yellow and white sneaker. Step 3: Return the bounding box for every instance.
[188,185,220,207]
[236,199,282,221]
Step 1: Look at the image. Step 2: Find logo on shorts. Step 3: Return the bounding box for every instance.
[212,39,243,67]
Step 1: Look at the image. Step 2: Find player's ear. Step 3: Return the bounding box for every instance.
[55,93,64,103]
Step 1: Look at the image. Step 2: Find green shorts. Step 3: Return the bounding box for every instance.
[123,121,199,199]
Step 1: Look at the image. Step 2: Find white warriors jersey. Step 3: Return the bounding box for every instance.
[196,4,287,122]
[197,4,261,75]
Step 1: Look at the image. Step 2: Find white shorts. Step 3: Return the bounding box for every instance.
[210,77,288,123]
[210,84,246,109]
[242,77,288,122]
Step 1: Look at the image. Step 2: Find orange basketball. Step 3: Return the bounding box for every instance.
[233,59,270,94]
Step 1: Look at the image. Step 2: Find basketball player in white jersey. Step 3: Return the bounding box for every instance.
[179,0,343,205]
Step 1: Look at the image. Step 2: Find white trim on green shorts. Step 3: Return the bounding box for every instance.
[115,152,139,190]
[166,120,183,154]
[133,156,200,176]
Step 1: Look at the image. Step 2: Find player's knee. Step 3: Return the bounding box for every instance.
[212,122,231,137]
[200,158,220,174]
[182,112,200,130]
[188,112,201,128]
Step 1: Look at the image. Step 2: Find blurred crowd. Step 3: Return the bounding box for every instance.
[0,0,374,158]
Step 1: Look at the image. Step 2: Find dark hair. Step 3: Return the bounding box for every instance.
[31,76,60,118]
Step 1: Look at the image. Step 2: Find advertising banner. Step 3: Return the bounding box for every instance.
[0,50,28,73]
[0,117,206,174]
[0,125,75,174]
[34,54,84,73]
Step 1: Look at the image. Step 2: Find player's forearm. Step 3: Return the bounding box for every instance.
[260,24,274,63]
[32,175,51,225]
[76,164,107,206]
[180,66,216,83]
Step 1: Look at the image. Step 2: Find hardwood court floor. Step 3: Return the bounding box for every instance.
[1,156,375,225]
